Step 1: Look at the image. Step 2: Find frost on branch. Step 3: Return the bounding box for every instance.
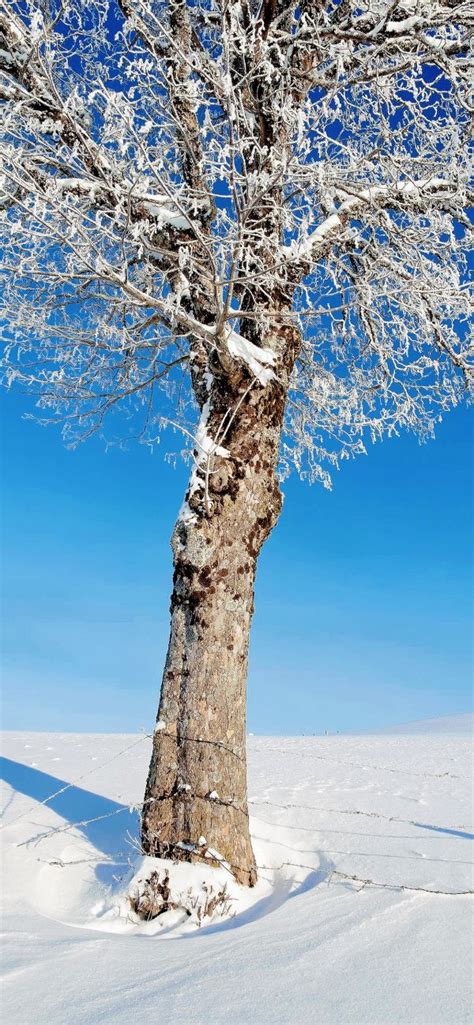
[0,0,472,488]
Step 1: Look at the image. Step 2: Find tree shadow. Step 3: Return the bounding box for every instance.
[414,821,474,841]
[185,852,335,938]
[0,757,140,883]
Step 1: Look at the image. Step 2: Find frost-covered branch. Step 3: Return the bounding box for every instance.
[1,0,471,487]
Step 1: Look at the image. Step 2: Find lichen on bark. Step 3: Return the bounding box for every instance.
[141,356,294,885]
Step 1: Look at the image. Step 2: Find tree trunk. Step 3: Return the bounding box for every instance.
[141,366,290,886]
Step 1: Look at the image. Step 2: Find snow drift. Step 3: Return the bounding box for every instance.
[1,727,472,1024]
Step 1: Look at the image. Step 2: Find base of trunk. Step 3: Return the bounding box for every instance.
[142,786,257,888]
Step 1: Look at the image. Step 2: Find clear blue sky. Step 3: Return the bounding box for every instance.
[1,389,472,734]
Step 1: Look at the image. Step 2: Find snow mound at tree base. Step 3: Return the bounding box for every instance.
[122,856,248,931]
[83,855,272,935]
[27,844,275,937]
[28,842,302,937]
[1,731,472,1024]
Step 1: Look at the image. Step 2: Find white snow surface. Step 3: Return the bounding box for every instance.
[1,729,472,1024]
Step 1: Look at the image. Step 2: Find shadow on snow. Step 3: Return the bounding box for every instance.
[1,757,334,930]
[414,821,474,841]
[186,853,336,937]
[0,756,139,883]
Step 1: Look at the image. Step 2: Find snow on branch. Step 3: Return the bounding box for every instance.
[225,331,276,387]
[49,179,196,229]
[284,178,457,267]
[0,0,471,479]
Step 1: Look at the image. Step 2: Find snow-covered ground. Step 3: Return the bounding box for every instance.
[366,712,473,736]
[1,720,472,1025]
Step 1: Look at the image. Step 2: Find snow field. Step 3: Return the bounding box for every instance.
[1,723,472,1024]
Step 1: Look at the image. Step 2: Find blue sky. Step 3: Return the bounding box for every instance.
[1,389,472,734]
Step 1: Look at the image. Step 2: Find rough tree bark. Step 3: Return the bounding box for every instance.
[3,0,470,897]
[142,326,299,884]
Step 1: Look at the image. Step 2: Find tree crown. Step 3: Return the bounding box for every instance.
[1,0,472,486]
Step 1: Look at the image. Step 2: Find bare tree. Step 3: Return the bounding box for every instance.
[1,0,472,889]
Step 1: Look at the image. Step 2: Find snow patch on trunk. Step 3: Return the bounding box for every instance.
[194,399,230,463]
[140,199,191,230]
[178,389,230,525]
[225,330,276,386]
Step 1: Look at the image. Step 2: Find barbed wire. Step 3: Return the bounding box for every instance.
[0,733,152,832]
[3,740,472,902]
[11,787,472,854]
[250,813,468,841]
[14,793,473,894]
[33,842,474,899]
[248,798,469,831]
[155,729,246,763]
[2,729,467,842]
[248,744,462,780]
[328,871,474,897]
